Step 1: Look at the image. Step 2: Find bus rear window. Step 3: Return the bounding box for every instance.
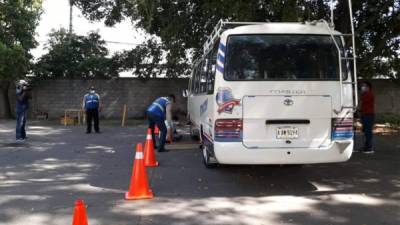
[224,35,341,81]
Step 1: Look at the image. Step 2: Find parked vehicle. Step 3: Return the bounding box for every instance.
[187,2,358,167]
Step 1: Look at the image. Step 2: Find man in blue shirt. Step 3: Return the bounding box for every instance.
[16,80,31,141]
[147,94,175,152]
[82,86,101,134]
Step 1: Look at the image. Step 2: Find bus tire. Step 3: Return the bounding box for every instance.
[190,124,200,141]
[201,140,218,168]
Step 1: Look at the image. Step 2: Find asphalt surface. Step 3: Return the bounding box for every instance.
[0,120,399,225]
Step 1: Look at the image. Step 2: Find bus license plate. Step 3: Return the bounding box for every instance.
[276,127,299,139]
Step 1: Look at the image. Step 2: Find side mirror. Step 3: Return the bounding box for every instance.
[182,89,189,98]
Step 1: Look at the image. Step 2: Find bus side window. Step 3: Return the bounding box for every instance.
[207,50,216,94]
[191,70,195,94]
[188,75,193,94]
[193,66,200,94]
[199,60,208,93]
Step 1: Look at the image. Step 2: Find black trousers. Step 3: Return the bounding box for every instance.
[86,109,99,133]
[361,114,374,150]
[147,112,167,151]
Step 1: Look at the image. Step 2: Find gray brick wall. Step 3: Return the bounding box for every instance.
[17,79,188,119]
[1,79,399,119]
[360,80,400,115]
[0,82,17,118]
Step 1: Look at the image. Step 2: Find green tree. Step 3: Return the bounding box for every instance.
[34,29,118,79]
[346,1,400,81]
[0,0,42,118]
[114,38,164,78]
[74,0,399,80]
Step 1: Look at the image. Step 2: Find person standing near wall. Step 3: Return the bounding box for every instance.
[82,86,101,134]
[15,80,31,142]
[146,94,175,152]
[359,81,375,154]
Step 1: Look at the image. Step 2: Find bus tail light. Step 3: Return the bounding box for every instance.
[215,119,243,142]
[332,118,354,140]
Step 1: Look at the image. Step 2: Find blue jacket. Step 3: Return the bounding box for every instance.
[147,97,170,119]
[84,93,100,110]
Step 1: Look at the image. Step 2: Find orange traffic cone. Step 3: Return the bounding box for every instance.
[154,126,160,136]
[72,199,89,225]
[144,128,159,167]
[125,143,153,200]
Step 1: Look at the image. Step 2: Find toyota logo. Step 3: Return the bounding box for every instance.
[283,98,294,106]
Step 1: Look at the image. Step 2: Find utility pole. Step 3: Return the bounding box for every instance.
[69,0,73,35]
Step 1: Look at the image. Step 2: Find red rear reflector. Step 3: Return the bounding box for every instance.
[332,118,354,140]
[215,119,243,142]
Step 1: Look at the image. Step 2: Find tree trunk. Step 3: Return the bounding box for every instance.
[0,81,13,119]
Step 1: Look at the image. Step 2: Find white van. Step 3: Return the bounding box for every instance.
[187,19,358,167]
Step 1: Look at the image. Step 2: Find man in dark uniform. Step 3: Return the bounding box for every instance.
[16,80,31,142]
[146,94,175,152]
[82,86,101,134]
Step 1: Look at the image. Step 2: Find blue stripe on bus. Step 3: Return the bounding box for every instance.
[217,64,224,73]
[219,43,226,52]
[217,54,225,63]
[215,130,243,142]
[332,131,354,140]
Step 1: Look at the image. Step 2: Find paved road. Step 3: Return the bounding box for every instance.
[0,120,399,225]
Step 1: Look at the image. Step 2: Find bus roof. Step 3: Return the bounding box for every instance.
[223,22,342,36]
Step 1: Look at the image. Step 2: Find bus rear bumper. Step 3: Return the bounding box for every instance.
[213,141,353,165]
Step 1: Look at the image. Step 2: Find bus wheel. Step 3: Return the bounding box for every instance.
[190,124,200,141]
[202,143,218,168]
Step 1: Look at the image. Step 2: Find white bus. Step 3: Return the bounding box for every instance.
[187,18,358,167]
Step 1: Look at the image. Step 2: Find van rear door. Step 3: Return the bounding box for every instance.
[242,95,332,149]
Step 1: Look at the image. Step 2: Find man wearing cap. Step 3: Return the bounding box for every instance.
[146,94,175,152]
[82,86,101,134]
[15,80,31,141]
[359,81,375,154]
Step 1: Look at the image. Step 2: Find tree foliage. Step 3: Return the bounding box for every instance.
[0,0,42,80]
[114,38,164,78]
[34,29,119,79]
[348,1,400,80]
[0,0,42,118]
[34,29,172,78]
[74,1,399,80]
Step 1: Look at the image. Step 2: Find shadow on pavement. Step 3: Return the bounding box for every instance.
[0,120,399,225]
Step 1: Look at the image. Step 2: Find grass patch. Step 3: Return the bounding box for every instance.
[375,113,400,128]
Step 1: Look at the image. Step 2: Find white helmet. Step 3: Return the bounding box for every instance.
[18,80,28,86]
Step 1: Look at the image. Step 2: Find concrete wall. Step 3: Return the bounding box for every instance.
[19,79,188,119]
[362,80,400,115]
[0,82,17,118]
[1,79,399,119]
